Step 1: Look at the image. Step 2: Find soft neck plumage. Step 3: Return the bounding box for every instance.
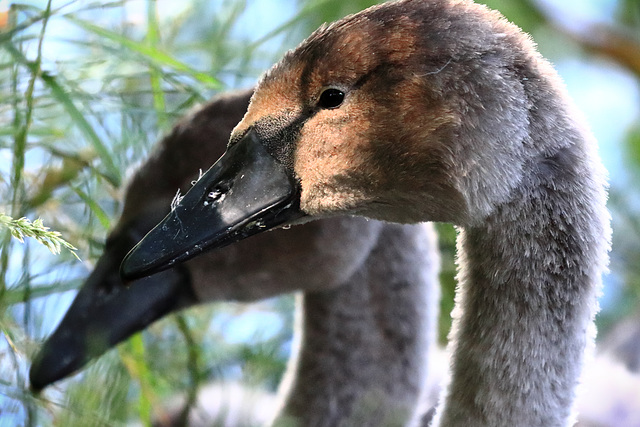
[272,223,440,427]
[433,132,609,426]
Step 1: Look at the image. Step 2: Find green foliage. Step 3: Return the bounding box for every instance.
[435,223,457,345]
[477,0,545,33]
[0,1,300,425]
[294,0,380,32]
[617,0,640,28]
[626,123,640,169]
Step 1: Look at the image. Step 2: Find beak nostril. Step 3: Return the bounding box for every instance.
[204,187,227,206]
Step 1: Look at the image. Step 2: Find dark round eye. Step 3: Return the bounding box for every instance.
[318,88,345,109]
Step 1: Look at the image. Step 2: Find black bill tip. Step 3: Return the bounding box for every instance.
[29,260,193,391]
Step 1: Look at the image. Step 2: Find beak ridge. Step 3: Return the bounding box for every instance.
[121,129,304,281]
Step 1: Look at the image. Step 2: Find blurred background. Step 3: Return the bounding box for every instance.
[0,0,638,425]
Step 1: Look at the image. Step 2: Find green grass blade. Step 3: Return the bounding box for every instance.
[2,43,121,187]
[120,334,154,427]
[147,0,168,131]
[2,279,82,306]
[40,72,121,187]
[65,15,221,90]
[71,186,111,230]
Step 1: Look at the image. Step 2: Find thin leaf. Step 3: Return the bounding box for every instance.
[40,72,121,187]
[119,334,154,427]
[0,127,66,137]
[2,279,82,306]
[0,1,75,44]
[2,43,121,187]
[147,0,168,131]
[65,15,221,90]
[71,186,111,230]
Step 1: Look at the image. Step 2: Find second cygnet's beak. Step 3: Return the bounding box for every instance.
[29,248,193,391]
[120,129,304,281]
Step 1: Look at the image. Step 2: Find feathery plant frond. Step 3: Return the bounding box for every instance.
[0,213,79,259]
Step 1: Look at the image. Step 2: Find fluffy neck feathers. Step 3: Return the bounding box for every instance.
[433,134,610,426]
[274,223,440,427]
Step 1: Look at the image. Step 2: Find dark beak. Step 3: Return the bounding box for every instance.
[29,238,194,391]
[120,129,304,281]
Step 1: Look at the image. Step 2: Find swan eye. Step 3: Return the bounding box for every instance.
[318,88,345,109]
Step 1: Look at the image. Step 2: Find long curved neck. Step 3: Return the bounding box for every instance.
[272,223,440,427]
[434,139,609,426]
